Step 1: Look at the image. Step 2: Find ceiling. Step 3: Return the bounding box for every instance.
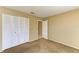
[6,6,79,17]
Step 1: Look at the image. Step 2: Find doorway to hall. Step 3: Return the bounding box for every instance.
[38,20,48,39]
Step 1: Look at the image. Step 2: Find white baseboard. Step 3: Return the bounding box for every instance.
[0,49,4,52]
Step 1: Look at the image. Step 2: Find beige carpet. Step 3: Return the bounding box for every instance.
[2,38,79,53]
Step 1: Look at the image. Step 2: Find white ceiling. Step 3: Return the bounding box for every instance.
[6,6,79,17]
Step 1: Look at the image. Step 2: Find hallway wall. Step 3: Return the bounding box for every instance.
[42,20,48,39]
[38,21,42,39]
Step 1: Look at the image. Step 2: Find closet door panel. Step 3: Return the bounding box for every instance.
[19,17,29,44]
[24,18,29,42]
[21,17,25,43]
[2,14,12,50]
[18,17,22,45]
[11,16,19,47]
[19,17,25,44]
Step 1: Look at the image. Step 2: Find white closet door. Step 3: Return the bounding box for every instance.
[11,16,19,47]
[24,17,29,42]
[2,14,29,50]
[21,17,25,43]
[2,14,12,50]
[18,17,23,44]
[19,17,29,44]
[18,17,21,45]
[19,17,25,44]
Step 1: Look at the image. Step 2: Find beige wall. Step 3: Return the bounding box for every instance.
[29,16,39,41]
[0,7,42,51]
[48,9,79,49]
[38,21,42,39]
[0,15,2,51]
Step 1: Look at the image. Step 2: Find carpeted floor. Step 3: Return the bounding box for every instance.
[2,38,79,53]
